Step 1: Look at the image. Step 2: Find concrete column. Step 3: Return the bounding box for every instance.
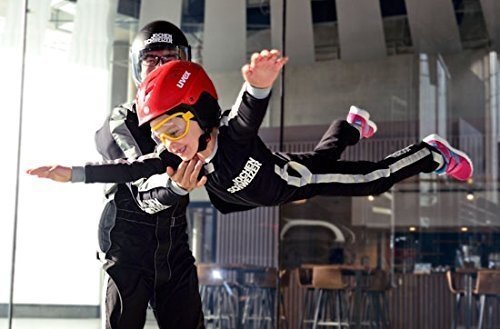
[418,54,438,139]
[203,0,246,71]
[110,41,130,107]
[191,210,204,262]
[405,0,461,54]
[436,56,449,137]
[139,0,182,28]
[270,0,315,65]
[336,0,386,61]
[479,0,500,52]
[485,52,499,202]
[70,0,118,69]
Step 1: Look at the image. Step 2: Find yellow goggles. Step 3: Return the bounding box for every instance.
[151,111,194,143]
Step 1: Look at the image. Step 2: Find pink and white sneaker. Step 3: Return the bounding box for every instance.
[346,105,377,139]
[423,134,474,181]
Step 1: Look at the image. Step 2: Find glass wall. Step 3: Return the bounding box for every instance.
[1,0,130,327]
[0,0,22,326]
[1,0,499,328]
[275,0,500,328]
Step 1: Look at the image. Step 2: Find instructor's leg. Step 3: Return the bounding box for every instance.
[153,264,204,329]
[104,266,151,329]
[152,226,204,329]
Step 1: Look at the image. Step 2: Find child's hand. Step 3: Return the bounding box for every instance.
[26,165,72,182]
[166,158,207,192]
[242,49,288,89]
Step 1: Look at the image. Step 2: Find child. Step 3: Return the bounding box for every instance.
[28,50,473,214]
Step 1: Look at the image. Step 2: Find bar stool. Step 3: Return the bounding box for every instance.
[279,269,290,329]
[241,267,278,329]
[300,266,351,329]
[360,269,391,329]
[298,267,316,329]
[197,263,239,329]
[473,269,500,329]
[446,270,467,329]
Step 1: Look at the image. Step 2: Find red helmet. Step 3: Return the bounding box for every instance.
[136,60,219,128]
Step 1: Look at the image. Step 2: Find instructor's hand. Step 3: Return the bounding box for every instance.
[166,158,207,192]
[26,165,72,183]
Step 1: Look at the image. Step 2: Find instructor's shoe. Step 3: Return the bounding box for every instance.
[346,105,377,139]
[423,134,473,181]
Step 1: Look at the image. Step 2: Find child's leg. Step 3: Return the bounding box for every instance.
[273,120,359,172]
[281,142,441,201]
[312,106,377,161]
[314,119,360,153]
[283,119,359,167]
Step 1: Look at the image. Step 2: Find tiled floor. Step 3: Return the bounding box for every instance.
[0,318,159,329]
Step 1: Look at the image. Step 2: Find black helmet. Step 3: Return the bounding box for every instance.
[130,20,191,85]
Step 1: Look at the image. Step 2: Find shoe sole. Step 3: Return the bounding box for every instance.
[349,106,370,120]
[368,120,377,134]
[423,134,474,178]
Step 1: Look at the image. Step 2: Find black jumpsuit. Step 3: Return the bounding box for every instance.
[81,86,441,215]
[95,102,204,329]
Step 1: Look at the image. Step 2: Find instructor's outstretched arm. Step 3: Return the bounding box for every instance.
[26,165,72,182]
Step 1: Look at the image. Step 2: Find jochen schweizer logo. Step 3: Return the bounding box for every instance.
[144,33,173,45]
[227,157,262,193]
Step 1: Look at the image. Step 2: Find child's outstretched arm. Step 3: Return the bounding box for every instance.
[241,49,288,89]
[27,159,206,190]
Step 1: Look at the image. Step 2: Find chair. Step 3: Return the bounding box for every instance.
[241,267,279,329]
[298,267,316,329]
[279,269,290,329]
[360,269,392,329]
[473,269,500,329]
[445,270,467,329]
[198,263,239,329]
[300,266,351,329]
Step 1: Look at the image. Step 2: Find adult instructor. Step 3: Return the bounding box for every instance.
[95,20,205,329]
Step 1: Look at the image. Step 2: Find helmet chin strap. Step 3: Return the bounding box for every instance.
[197,131,212,152]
